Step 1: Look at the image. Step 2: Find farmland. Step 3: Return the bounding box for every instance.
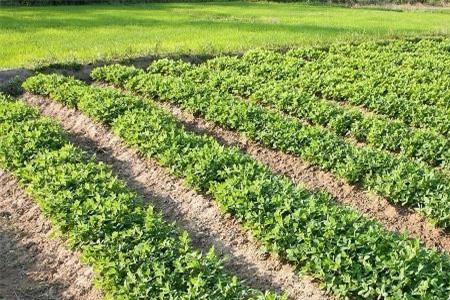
[0,92,280,299]
[1,1,450,299]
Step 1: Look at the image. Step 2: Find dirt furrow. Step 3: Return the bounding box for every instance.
[0,171,101,300]
[22,93,330,300]
[150,98,450,253]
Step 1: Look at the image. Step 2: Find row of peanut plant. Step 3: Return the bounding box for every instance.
[23,74,450,299]
[145,55,450,171]
[90,64,450,230]
[295,39,450,135]
[0,92,276,299]
[196,38,450,136]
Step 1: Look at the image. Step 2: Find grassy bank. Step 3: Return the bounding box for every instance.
[0,1,449,69]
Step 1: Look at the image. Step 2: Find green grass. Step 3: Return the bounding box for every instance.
[0,1,449,70]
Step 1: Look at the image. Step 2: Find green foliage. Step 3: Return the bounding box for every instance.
[78,88,146,124]
[0,96,39,123]
[0,92,12,102]
[90,62,450,229]
[0,118,67,170]
[150,41,450,170]
[147,58,193,77]
[295,39,450,136]
[22,73,85,108]
[24,73,450,299]
[0,96,277,299]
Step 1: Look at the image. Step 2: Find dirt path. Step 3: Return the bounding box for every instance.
[0,171,101,300]
[22,93,331,300]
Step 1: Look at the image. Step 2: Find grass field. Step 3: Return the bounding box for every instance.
[1,1,449,69]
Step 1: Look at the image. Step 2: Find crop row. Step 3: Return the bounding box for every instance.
[200,39,450,104]
[199,39,450,136]
[146,57,450,171]
[0,93,275,299]
[219,39,450,108]
[23,73,450,299]
[90,64,450,230]
[206,38,450,109]
[296,55,450,136]
[298,40,450,108]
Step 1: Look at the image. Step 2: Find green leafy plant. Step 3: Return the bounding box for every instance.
[148,44,450,170]
[22,75,450,299]
[0,94,278,300]
[90,63,450,229]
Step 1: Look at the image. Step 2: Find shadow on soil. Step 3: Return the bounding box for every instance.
[0,215,60,300]
[0,52,225,96]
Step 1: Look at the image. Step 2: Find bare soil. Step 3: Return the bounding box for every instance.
[22,93,331,300]
[0,171,101,300]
